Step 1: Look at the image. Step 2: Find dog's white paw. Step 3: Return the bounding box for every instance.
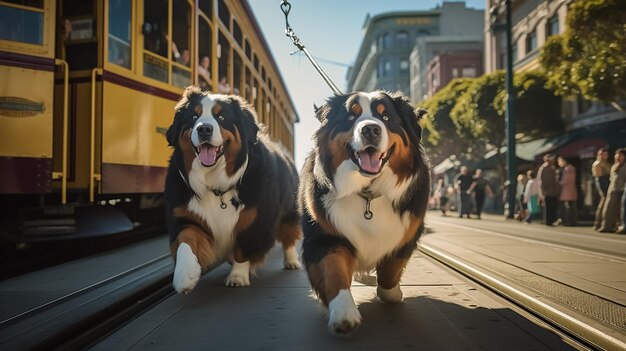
[173,243,202,294]
[283,246,302,270]
[328,290,362,335]
[225,260,251,287]
[377,284,403,303]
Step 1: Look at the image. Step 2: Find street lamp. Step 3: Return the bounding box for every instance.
[490,0,516,219]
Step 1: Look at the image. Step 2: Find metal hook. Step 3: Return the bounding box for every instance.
[212,189,228,209]
[364,199,373,220]
[279,0,343,96]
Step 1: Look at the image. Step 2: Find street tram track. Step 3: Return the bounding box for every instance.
[420,243,626,351]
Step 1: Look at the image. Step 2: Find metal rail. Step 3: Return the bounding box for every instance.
[53,59,69,204]
[90,68,103,202]
[420,244,626,351]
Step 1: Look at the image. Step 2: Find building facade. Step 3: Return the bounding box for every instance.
[413,38,483,101]
[426,49,483,97]
[346,2,483,97]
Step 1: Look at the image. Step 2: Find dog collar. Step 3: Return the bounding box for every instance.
[177,167,239,209]
[206,185,239,209]
[357,187,381,220]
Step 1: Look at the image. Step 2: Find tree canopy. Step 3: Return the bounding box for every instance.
[540,0,626,106]
[423,70,563,184]
[421,78,479,164]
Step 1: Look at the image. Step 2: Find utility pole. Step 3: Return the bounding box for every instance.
[490,0,516,218]
[504,0,516,219]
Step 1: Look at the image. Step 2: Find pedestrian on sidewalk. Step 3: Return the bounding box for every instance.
[515,173,528,221]
[468,169,493,219]
[599,148,626,233]
[434,178,449,216]
[524,170,540,223]
[618,182,626,234]
[537,154,560,226]
[454,166,473,218]
[557,157,577,226]
[592,148,611,230]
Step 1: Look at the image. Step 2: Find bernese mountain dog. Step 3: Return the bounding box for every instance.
[299,91,430,334]
[165,86,301,294]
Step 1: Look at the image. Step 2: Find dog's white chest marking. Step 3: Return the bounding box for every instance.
[325,160,414,270]
[187,158,247,260]
[327,194,409,270]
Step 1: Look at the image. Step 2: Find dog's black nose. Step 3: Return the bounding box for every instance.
[361,124,381,141]
[197,124,213,137]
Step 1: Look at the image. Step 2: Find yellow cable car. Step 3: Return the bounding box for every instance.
[0,0,298,239]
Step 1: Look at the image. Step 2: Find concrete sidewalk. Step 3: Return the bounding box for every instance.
[93,244,574,350]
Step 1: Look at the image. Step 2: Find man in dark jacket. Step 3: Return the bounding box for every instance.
[537,154,560,226]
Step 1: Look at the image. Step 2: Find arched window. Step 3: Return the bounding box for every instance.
[547,15,559,37]
[382,33,392,49]
[526,30,537,53]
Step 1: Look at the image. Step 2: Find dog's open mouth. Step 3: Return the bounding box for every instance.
[195,142,225,167]
[349,144,394,175]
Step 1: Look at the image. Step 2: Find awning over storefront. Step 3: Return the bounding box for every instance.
[477,137,555,170]
[432,157,458,175]
[535,118,626,162]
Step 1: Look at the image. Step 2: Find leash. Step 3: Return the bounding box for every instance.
[280,0,343,96]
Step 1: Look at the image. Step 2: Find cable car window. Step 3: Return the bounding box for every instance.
[245,67,251,101]
[218,31,230,93]
[244,39,251,59]
[143,0,168,83]
[217,0,229,28]
[172,65,191,87]
[0,2,44,45]
[198,16,213,90]
[171,0,191,87]
[233,51,242,95]
[199,0,212,19]
[62,0,96,70]
[233,19,242,47]
[108,0,131,69]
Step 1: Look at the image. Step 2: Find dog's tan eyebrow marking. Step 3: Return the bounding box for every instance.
[376,103,385,115]
[212,103,222,115]
[349,101,362,117]
[194,104,202,116]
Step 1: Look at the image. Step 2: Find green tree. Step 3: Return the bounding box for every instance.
[495,70,564,140]
[451,70,563,185]
[422,78,483,165]
[451,71,506,182]
[540,0,626,109]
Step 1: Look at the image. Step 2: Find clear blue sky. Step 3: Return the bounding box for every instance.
[249,0,486,169]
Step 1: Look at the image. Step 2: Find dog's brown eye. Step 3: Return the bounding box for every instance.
[218,115,224,121]
[382,116,389,121]
[348,115,355,121]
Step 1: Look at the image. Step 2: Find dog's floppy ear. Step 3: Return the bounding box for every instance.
[314,103,330,123]
[166,109,183,146]
[315,94,350,123]
[389,92,426,141]
[167,86,204,146]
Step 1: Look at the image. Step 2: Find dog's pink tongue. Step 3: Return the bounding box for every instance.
[199,144,218,166]
[358,150,382,173]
